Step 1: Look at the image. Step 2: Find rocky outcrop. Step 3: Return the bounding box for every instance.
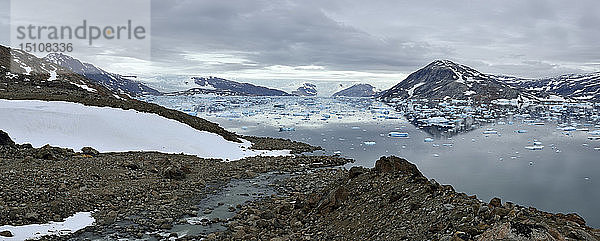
[211,156,600,241]
[374,156,424,179]
[0,130,14,146]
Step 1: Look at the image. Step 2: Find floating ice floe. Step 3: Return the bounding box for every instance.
[515,130,528,133]
[388,132,409,138]
[424,138,434,143]
[560,126,577,131]
[279,127,295,132]
[525,141,544,150]
[0,212,95,240]
[483,129,498,135]
[363,141,376,146]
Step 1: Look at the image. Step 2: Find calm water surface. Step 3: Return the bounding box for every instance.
[142,96,600,227]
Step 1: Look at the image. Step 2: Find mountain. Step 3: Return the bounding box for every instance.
[292,83,317,96]
[332,84,379,97]
[499,72,600,102]
[167,76,291,96]
[0,45,240,142]
[43,53,160,97]
[378,60,526,101]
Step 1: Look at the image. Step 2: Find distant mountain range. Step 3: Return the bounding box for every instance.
[43,53,160,97]
[332,84,379,97]
[10,49,600,102]
[377,60,600,102]
[292,83,317,96]
[500,72,600,101]
[166,76,292,96]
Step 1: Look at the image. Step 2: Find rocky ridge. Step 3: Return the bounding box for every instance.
[210,156,600,241]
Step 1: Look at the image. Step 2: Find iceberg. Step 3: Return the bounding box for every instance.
[424,138,434,142]
[560,126,577,131]
[483,130,498,135]
[279,127,296,132]
[363,141,376,146]
[388,132,409,138]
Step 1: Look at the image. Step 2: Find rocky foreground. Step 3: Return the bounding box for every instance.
[210,157,600,241]
[0,130,348,240]
[1,130,600,241]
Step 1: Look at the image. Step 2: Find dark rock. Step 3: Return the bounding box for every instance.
[260,210,275,219]
[348,166,366,179]
[162,166,186,180]
[81,147,100,156]
[489,197,502,208]
[0,230,13,237]
[374,156,424,178]
[317,186,349,213]
[0,130,15,146]
[25,212,39,221]
[556,213,586,226]
[389,191,403,204]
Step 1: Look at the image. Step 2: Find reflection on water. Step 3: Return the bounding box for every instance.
[141,95,600,228]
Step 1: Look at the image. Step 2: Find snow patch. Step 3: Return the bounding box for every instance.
[69,82,97,93]
[407,82,425,98]
[0,212,94,240]
[0,100,290,161]
[48,70,57,81]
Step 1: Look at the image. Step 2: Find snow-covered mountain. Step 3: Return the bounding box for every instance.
[43,53,160,97]
[500,72,600,102]
[167,76,291,96]
[292,83,317,96]
[332,83,379,97]
[378,60,527,101]
[1,47,108,96]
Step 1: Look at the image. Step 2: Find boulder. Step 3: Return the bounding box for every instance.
[556,213,586,226]
[0,231,13,237]
[490,197,502,208]
[374,156,424,178]
[317,186,349,213]
[348,166,366,179]
[477,221,558,241]
[0,130,15,146]
[81,147,100,156]
[162,166,186,180]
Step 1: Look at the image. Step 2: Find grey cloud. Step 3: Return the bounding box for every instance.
[3,0,600,79]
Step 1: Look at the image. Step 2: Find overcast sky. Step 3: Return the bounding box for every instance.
[2,0,600,88]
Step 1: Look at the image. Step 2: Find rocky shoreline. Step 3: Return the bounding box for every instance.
[0,130,349,240]
[1,130,600,240]
[209,157,600,241]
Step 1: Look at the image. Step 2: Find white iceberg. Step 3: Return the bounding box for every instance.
[388,132,409,138]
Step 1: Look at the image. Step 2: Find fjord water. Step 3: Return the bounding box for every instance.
[142,96,600,228]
